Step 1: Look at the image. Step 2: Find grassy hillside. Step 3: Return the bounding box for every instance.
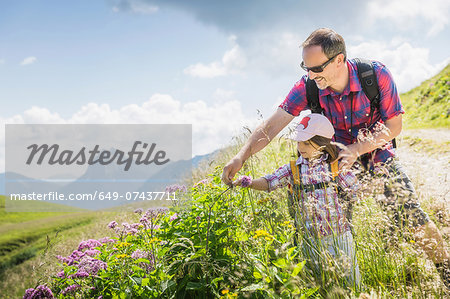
[401,63,450,128]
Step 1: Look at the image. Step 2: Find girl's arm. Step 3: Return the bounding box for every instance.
[233,176,269,191]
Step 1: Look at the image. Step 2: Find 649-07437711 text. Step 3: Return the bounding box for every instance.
[9,191,179,201]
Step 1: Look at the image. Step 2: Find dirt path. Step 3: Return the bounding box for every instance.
[395,128,450,235]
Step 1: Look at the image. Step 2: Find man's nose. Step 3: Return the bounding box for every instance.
[308,70,317,80]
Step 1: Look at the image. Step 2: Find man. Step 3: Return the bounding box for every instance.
[221,28,449,289]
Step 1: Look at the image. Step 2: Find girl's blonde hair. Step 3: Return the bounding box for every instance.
[297,135,338,163]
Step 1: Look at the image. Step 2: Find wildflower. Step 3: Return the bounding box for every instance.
[78,239,102,251]
[149,237,162,244]
[56,270,65,278]
[62,284,80,295]
[196,216,201,221]
[170,213,178,221]
[239,176,252,188]
[98,237,116,244]
[221,289,229,294]
[116,254,129,259]
[134,208,143,214]
[108,221,118,229]
[165,184,187,193]
[77,256,107,275]
[117,242,131,248]
[23,285,54,299]
[85,249,101,257]
[253,230,273,240]
[193,178,211,187]
[69,271,90,278]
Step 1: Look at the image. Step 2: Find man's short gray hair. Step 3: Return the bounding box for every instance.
[302,28,347,61]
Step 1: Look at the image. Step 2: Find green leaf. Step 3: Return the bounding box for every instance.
[291,260,306,277]
[272,258,287,268]
[142,278,150,287]
[253,271,262,279]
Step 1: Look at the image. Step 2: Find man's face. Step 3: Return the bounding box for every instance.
[302,45,339,90]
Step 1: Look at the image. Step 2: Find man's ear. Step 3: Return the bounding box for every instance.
[337,53,345,65]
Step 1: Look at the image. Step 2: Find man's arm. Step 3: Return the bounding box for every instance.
[338,113,402,169]
[221,108,294,185]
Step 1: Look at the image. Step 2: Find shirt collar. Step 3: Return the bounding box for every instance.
[295,153,329,165]
[319,59,362,97]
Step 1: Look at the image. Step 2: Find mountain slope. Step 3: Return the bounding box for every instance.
[401,63,449,128]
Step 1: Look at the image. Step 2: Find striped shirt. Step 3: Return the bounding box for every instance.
[263,154,358,237]
[279,59,404,167]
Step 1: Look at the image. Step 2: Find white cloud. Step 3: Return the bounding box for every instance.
[368,0,449,36]
[184,41,247,78]
[0,94,259,171]
[348,40,449,92]
[112,0,158,14]
[20,56,37,66]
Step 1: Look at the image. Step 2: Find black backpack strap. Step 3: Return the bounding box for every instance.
[354,58,396,149]
[354,58,380,124]
[306,78,323,114]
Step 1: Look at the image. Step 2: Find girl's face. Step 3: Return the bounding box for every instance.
[297,140,322,159]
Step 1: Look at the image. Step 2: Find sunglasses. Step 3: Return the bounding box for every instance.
[300,53,341,73]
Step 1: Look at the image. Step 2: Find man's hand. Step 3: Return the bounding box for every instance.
[222,157,244,186]
[337,143,359,170]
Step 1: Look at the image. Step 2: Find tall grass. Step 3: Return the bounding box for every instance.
[8,129,450,298]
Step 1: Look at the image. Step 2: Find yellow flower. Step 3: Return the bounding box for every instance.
[253,229,273,240]
[149,237,161,244]
[221,289,229,294]
[116,254,129,259]
[117,242,131,248]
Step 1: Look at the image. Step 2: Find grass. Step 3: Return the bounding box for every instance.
[401,63,449,129]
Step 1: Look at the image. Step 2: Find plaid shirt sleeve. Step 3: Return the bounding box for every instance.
[278,75,309,116]
[337,170,359,201]
[373,61,405,121]
[262,163,293,192]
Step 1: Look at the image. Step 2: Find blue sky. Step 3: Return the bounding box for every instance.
[0,0,449,169]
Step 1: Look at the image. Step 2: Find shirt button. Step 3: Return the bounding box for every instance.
[344,116,348,119]
[366,113,369,116]
[348,129,351,132]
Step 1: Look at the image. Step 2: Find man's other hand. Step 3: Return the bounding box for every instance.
[222,157,244,186]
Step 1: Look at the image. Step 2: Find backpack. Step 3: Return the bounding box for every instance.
[305,58,397,151]
[287,159,342,243]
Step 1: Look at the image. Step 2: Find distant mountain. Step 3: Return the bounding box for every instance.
[0,150,218,210]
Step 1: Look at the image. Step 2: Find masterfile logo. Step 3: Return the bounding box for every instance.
[5,124,192,212]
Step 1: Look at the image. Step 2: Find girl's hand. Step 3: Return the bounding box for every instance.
[232,175,252,188]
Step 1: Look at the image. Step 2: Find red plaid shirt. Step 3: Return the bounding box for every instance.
[263,154,358,237]
[280,59,404,166]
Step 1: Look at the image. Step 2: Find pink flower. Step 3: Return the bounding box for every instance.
[108,221,118,229]
[170,213,178,221]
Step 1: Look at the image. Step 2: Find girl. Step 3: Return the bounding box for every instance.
[233,113,361,287]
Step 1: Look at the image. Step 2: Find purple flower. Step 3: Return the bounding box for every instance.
[62,284,80,295]
[78,239,102,251]
[56,270,65,278]
[108,221,118,229]
[170,213,178,221]
[85,249,101,257]
[239,175,252,188]
[98,237,116,244]
[196,216,201,221]
[134,208,143,214]
[77,256,107,275]
[193,178,211,187]
[130,249,154,273]
[69,271,89,278]
[23,285,54,299]
[165,184,187,193]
